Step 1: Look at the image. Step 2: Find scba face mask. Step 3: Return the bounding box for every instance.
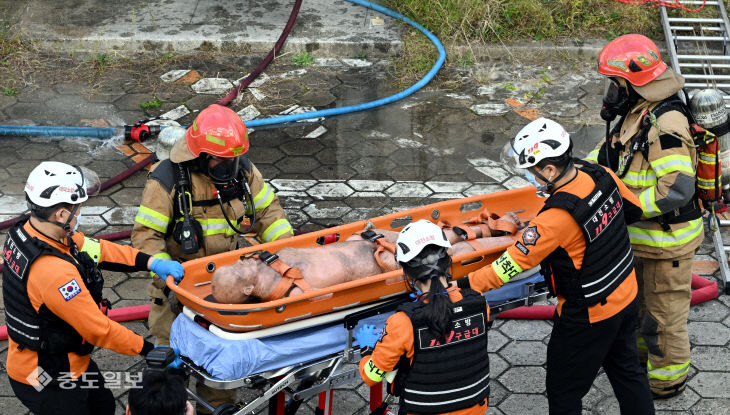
[601,78,638,122]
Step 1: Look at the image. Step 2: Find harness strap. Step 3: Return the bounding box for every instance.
[253,251,311,301]
[466,209,518,235]
[360,230,398,272]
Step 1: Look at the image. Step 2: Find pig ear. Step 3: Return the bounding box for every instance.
[243,285,255,296]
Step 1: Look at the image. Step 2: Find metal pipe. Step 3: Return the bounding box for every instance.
[683,74,730,80]
[675,35,728,41]
[678,54,730,60]
[660,6,682,73]
[679,63,730,69]
[668,18,724,23]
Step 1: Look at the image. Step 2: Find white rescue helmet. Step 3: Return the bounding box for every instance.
[510,117,571,169]
[25,161,101,208]
[396,219,451,264]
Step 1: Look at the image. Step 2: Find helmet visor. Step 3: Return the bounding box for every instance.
[207,156,240,184]
[75,165,101,200]
[500,141,527,176]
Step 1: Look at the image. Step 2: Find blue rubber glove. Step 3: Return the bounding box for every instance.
[355,324,381,348]
[151,345,184,369]
[150,258,185,284]
[169,347,183,369]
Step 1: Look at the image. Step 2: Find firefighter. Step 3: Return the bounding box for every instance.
[459,118,655,414]
[131,104,294,411]
[4,161,184,415]
[357,220,491,415]
[586,34,703,399]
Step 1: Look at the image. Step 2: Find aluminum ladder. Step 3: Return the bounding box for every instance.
[660,0,730,108]
[660,1,730,293]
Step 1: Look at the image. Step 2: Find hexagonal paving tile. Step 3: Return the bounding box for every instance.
[688,321,730,346]
[498,393,548,415]
[385,182,432,198]
[689,300,730,322]
[279,140,324,156]
[499,340,547,366]
[690,398,730,414]
[691,345,730,371]
[499,320,553,342]
[303,202,352,220]
[499,366,545,393]
[653,387,700,412]
[307,182,355,199]
[310,165,357,181]
[489,353,510,378]
[277,156,321,174]
[689,372,730,398]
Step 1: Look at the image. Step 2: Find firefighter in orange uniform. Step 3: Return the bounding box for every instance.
[3,161,184,415]
[357,220,490,415]
[459,118,655,414]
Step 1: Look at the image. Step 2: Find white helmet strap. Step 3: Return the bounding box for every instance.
[534,158,574,192]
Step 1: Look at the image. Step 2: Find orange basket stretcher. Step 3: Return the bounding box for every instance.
[166,186,546,338]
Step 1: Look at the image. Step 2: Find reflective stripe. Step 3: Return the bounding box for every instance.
[81,237,102,264]
[697,177,718,190]
[648,360,690,380]
[405,372,490,396]
[636,336,647,351]
[586,149,599,162]
[639,188,660,217]
[698,151,716,164]
[252,183,275,212]
[135,206,170,233]
[6,310,39,329]
[621,169,657,187]
[363,358,386,383]
[491,251,524,283]
[404,377,489,407]
[581,248,633,298]
[199,218,238,237]
[205,134,226,146]
[628,218,703,247]
[261,219,293,242]
[6,322,39,341]
[650,154,694,176]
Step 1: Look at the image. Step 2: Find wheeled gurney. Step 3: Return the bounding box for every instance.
[167,187,550,414]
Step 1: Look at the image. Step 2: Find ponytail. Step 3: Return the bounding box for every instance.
[421,276,453,342]
[401,245,454,342]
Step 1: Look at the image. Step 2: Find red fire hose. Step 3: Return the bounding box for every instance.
[498,273,719,319]
[216,0,303,106]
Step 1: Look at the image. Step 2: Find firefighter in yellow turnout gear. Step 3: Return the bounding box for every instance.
[587,35,703,399]
[132,105,293,412]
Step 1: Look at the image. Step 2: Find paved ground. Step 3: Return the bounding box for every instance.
[0,1,729,415]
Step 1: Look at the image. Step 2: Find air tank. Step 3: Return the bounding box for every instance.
[153,125,187,161]
[690,89,730,197]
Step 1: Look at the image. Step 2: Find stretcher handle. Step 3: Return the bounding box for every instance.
[343,294,410,330]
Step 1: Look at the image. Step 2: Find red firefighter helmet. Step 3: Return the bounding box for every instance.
[598,34,667,87]
[185,104,249,158]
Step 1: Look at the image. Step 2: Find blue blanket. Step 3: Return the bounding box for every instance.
[171,273,544,380]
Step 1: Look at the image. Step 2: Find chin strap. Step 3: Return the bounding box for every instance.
[535,160,574,193]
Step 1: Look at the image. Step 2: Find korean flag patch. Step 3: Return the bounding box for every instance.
[58,279,82,301]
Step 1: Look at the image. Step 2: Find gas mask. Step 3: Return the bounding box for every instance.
[600,78,639,122]
[205,155,240,185]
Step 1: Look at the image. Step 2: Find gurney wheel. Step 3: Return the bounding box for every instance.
[212,403,238,415]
